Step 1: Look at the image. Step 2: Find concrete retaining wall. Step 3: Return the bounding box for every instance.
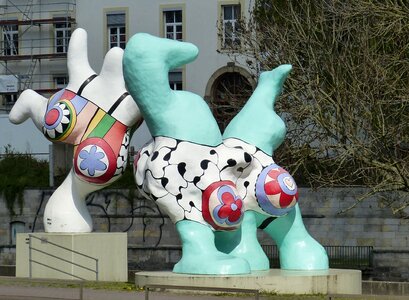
[362,280,409,295]
[1,187,408,280]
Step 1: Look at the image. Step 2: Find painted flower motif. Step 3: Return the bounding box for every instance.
[79,145,107,176]
[264,168,297,207]
[202,180,244,231]
[213,185,243,225]
[43,101,72,140]
[74,138,116,184]
[255,163,298,216]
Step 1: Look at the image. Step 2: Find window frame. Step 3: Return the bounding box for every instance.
[104,8,128,52]
[54,21,71,54]
[218,1,244,50]
[107,16,126,49]
[2,24,19,56]
[160,4,186,41]
[163,9,183,41]
[4,93,18,106]
[169,70,183,90]
[53,75,68,89]
[222,5,240,48]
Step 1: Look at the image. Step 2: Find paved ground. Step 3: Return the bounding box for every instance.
[0,285,265,300]
[4,281,408,300]
[1,276,408,300]
[0,276,272,300]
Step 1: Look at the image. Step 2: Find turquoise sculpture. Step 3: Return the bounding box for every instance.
[124,33,328,274]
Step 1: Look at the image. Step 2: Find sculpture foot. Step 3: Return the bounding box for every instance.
[261,204,329,270]
[215,211,270,271]
[174,220,251,275]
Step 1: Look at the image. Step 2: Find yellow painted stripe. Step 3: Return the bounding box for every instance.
[82,109,106,141]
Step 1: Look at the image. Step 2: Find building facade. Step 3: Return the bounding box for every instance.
[0,0,256,155]
[0,0,75,110]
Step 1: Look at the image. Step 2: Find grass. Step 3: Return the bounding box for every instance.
[0,278,401,299]
[0,278,329,298]
[0,277,140,293]
[215,293,326,299]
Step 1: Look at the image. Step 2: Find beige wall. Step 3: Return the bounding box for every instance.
[76,0,252,97]
[16,232,128,281]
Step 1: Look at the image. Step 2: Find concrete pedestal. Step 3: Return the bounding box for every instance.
[135,269,362,295]
[16,233,127,282]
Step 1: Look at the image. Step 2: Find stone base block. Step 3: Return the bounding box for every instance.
[135,269,362,295]
[16,233,127,282]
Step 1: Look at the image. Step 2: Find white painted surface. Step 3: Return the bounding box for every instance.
[5,28,143,233]
[0,108,152,158]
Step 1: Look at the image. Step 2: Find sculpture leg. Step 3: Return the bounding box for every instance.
[215,211,270,271]
[216,204,328,271]
[44,169,98,233]
[173,220,251,275]
[261,204,328,270]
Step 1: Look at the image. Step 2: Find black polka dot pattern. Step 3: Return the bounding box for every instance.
[133,136,291,228]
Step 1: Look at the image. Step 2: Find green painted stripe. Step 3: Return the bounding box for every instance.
[88,113,115,138]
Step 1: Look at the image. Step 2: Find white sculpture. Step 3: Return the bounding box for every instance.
[9,28,142,232]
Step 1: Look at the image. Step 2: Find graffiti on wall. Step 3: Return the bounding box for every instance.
[30,189,165,247]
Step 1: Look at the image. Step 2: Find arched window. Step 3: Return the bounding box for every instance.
[209,72,253,132]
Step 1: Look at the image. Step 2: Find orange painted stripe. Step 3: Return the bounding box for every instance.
[103,121,127,154]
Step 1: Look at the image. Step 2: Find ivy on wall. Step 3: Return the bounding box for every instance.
[0,145,49,216]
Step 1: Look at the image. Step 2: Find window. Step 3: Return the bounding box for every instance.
[4,94,18,105]
[2,24,18,55]
[55,21,71,53]
[107,13,126,49]
[164,10,183,41]
[162,6,184,85]
[169,71,182,90]
[54,75,68,89]
[221,5,241,48]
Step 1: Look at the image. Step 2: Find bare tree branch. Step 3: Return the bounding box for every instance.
[223,0,409,215]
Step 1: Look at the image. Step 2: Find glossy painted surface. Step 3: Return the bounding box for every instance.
[124,33,328,274]
[123,33,222,146]
[9,28,141,233]
[174,220,250,274]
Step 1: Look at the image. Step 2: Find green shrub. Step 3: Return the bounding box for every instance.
[0,145,49,216]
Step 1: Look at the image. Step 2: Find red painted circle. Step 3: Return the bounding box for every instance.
[74,137,116,185]
[45,108,60,126]
[202,180,243,231]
